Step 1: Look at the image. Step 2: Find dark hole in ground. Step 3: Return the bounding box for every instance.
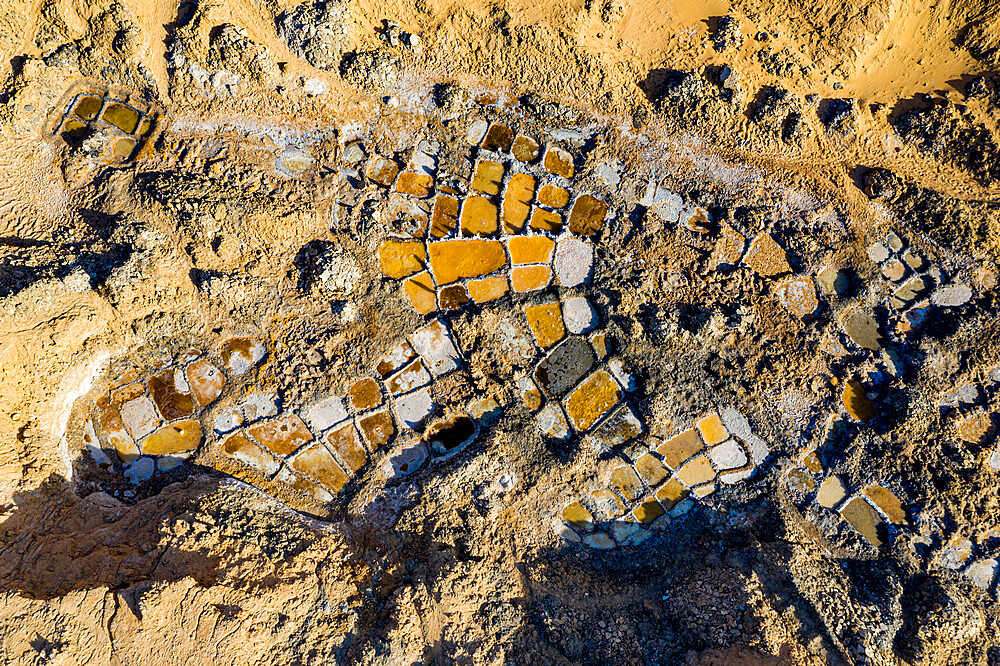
[425,415,477,454]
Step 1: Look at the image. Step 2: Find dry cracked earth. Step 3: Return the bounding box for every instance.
[2,0,1000,664]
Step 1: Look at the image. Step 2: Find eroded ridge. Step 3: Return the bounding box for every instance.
[552,408,772,549]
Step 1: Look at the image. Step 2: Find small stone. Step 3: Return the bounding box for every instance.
[467,276,508,304]
[342,141,365,165]
[466,119,488,145]
[481,123,514,152]
[656,429,703,469]
[632,497,665,525]
[395,171,433,197]
[610,465,645,502]
[881,259,908,282]
[564,370,622,432]
[529,207,562,233]
[247,414,313,457]
[375,340,416,379]
[676,454,716,487]
[589,331,609,360]
[802,449,823,473]
[816,265,848,297]
[568,195,608,237]
[524,302,566,350]
[510,265,552,293]
[378,241,427,281]
[349,377,384,411]
[901,248,925,271]
[654,477,689,511]
[840,497,887,548]
[518,376,543,411]
[382,440,429,479]
[427,239,506,285]
[119,396,162,441]
[553,236,594,287]
[838,308,883,350]
[358,410,396,450]
[965,559,998,590]
[607,358,636,392]
[743,233,792,277]
[634,452,670,487]
[891,275,931,310]
[842,379,876,422]
[508,236,555,265]
[222,432,280,475]
[707,440,748,470]
[713,223,746,270]
[124,457,155,484]
[460,196,500,235]
[561,296,598,334]
[185,359,225,407]
[561,501,595,531]
[862,484,906,524]
[584,404,643,454]
[776,276,819,319]
[394,388,435,429]
[816,475,847,509]
[219,337,267,376]
[938,536,973,570]
[410,319,462,377]
[543,146,574,179]
[867,242,890,263]
[551,517,581,543]
[430,195,459,238]
[957,412,995,445]
[502,173,536,233]
[511,135,540,163]
[693,483,717,498]
[898,301,932,334]
[932,284,973,307]
[386,359,432,395]
[537,403,570,441]
[404,272,437,314]
[885,230,905,252]
[719,467,753,485]
[668,498,694,518]
[583,532,616,549]
[720,408,770,464]
[142,420,202,456]
[471,160,504,195]
[785,467,816,493]
[537,184,570,209]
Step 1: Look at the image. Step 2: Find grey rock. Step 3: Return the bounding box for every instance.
[382,440,428,479]
[537,403,570,441]
[534,337,595,396]
[554,236,594,287]
[562,296,598,334]
[124,457,155,484]
[839,308,883,350]
[932,284,973,307]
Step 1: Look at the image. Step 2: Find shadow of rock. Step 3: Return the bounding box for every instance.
[0,473,225,600]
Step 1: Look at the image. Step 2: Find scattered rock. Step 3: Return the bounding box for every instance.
[842,379,876,422]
